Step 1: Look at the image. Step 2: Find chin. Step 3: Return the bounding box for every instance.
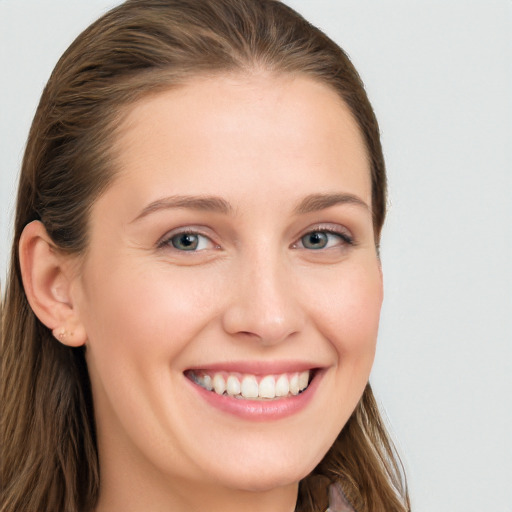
[223,469,308,493]
[205,445,327,493]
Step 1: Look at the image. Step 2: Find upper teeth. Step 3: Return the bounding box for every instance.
[189,370,311,400]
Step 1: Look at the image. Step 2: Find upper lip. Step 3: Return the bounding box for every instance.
[185,360,323,375]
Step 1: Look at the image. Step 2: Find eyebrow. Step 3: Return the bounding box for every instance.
[131,191,370,223]
[131,195,233,223]
[293,193,371,215]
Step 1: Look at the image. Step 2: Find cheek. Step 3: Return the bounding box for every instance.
[76,260,225,451]
[77,259,225,365]
[306,261,383,360]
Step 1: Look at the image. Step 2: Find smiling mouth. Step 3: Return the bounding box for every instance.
[185,370,314,400]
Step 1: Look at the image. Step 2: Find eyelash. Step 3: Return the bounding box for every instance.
[157,228,217,252]
[157,226,354,252]
[294,227,354,250]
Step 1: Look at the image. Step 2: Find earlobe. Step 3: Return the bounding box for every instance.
[19,221,87,347]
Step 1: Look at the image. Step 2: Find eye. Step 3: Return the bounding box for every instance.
[161,231,216,251]
[298,229,353,250]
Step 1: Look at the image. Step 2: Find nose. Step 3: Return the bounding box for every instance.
[221,251,305,346]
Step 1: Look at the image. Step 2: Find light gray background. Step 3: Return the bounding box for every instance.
[1,1,511,511]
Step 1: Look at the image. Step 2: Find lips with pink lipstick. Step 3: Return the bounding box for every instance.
[184,362,322,419]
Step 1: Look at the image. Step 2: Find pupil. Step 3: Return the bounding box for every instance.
[172,233,198,250]
[304,231,327,249]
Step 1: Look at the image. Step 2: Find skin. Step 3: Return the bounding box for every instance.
[20,73,383,512]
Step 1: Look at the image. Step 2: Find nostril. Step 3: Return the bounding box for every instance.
[233,331,267,343]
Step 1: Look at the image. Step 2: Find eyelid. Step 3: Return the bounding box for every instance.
[292,223,355,248]
[155,223,354,251]
[157,226,220,250]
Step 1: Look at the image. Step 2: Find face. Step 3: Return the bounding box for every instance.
[72,74,383,498]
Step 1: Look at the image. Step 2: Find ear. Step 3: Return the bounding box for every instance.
[19,220,87,347]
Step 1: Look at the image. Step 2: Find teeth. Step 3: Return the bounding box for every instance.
[203,374,213,391]
[259,376,276,399]
[275,374,290,397]
[299,371,309,391]
[190,370,312,400]
[241,375,259,398]
[289,374,299,395]
[213,374,226,395]
[226,375,241,396]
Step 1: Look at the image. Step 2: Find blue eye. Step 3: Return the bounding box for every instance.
[167,232,212,251]
[300,230,351,250]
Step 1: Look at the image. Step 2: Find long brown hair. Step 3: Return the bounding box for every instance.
[1,1,409,511]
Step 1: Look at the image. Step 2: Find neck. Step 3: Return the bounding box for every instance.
[95,472,299,512]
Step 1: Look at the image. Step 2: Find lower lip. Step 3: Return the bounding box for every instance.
[185,371,323,421]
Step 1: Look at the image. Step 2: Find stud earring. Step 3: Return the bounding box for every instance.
[54,328,74,342]
[54,328,66,341]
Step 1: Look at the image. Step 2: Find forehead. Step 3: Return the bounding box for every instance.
[102,73,371,216]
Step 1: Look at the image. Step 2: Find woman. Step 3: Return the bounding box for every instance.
[1,1,410,511]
